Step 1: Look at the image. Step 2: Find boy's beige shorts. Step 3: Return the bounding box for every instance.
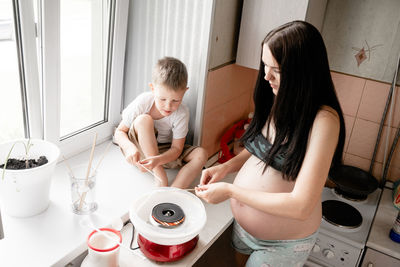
[128,125,196,169]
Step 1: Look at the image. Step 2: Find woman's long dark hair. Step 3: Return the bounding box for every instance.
[241,21,345,181]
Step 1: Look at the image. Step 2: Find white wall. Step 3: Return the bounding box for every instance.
[236,0,327,70]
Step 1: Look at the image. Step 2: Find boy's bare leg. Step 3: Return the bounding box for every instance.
[134,114,168,186]
[171,147,208,188]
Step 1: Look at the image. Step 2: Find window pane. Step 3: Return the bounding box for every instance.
[0,0,25,142]
[60,0,108,137]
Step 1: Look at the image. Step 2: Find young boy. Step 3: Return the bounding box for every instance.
[114,57,208,188]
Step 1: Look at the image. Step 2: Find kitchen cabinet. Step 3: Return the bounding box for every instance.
[364,187,400,266]
[208,0,243,70]
[236,0,327,70]
[360,247,400,267]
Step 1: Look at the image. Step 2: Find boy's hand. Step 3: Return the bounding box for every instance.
[200,164,228,185]
[125,148,146,172]
[139,155,162,170]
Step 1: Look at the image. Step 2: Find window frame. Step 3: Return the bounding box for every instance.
[13,0,42,139]
[39,0,129,157]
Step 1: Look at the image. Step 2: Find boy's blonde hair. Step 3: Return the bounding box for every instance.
[152,57,188,91]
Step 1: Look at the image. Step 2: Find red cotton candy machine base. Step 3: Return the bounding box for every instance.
[137,234,199,262]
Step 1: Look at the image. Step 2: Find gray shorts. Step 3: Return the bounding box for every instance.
[127,124,196,169]
[232,220,317,267]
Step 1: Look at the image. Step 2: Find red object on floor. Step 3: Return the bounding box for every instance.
[218,119,250,163]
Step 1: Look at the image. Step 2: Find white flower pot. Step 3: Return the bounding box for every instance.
[0,139,60,217]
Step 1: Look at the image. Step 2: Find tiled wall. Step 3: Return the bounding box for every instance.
[201,64,400,183]
[333,72,400,183]
[201,64,257,157]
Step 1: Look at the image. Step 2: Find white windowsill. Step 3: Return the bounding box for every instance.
[0,140,234,266]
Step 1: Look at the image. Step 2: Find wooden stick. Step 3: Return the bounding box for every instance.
[91,142,112,176]
[78,133,97,210]
[139,163,164,184]
[62,155,75,178]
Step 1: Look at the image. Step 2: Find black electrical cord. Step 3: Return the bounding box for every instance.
[124,219,140,250]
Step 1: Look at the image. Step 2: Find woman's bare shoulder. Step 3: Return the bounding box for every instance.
[316,105,340,125]
[312,106,340,136]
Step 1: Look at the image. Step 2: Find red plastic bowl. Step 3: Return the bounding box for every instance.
[137,234,199,262]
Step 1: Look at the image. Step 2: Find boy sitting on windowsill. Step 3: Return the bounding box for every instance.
[114,57,208,188]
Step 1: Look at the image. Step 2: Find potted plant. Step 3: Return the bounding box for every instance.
[0,138,60,217]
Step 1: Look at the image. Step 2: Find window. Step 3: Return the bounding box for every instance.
[0,0,32,142]
[59,0,108,137]
[1,0,128,157]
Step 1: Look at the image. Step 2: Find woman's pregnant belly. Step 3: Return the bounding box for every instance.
[231,155,321,240]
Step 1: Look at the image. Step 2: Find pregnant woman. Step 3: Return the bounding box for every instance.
[195,21,345,267]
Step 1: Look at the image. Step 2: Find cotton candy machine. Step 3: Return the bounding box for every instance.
[129,187,206,262]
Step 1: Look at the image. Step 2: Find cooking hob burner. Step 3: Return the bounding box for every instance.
[322,200,362,229]
[333,187,367,202]
[151,202,185,227]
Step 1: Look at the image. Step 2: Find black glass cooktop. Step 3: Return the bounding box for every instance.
[322,200,362,229]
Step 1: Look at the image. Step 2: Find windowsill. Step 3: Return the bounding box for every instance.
[0,140,234,266]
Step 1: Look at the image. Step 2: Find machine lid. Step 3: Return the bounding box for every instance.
[322,200,362,229]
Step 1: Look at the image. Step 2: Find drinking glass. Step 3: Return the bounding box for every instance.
[69,164,98,214]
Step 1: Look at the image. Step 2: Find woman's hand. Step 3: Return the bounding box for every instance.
[195,182,232,204]
[200,164,229,185]
[139,155,162,170]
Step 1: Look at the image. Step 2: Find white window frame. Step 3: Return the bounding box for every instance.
[39,0,129,158]
[13,0,42,139]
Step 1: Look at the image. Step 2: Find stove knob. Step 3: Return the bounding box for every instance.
[312,244,321,253]
[323,249,335,259]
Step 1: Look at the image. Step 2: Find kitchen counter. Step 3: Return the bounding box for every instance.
[367,187,400,260]
[0,141,234,266]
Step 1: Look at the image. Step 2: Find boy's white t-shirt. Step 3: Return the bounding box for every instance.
[121,92,189,143]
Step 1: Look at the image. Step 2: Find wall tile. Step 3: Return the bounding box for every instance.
[204,64,257,113]
[383,126,400,176]
[347,118,379,160]
[357,80,390,123]
[372,162,384,182]
[388,165,400,182]
[202,91,253,157]
[375,125,396,164]
[202,104,226,156]
[201,67,399,184]
[343,153,371,171]
[331,72,365,117]
[343,153,383,182]
[343,115,355,152]
[202,64,257,157]
[386,86,400,127]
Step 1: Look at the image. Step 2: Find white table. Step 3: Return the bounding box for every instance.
[0,141,234,267]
